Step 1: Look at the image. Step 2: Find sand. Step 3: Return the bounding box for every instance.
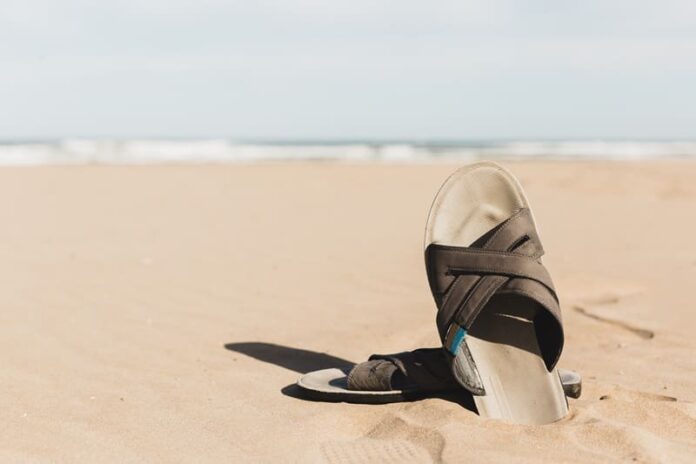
[1,161,695,463]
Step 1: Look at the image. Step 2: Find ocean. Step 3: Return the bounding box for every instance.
[1,139,695,165]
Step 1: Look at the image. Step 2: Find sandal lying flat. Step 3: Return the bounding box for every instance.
[425,161,568,424]
[296,348,581,404]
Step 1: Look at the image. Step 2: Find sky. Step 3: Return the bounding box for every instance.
[1,0,695,140]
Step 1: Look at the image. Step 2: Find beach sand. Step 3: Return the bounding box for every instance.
[1,162,695,463]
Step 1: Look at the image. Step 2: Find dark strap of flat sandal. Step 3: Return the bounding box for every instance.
[347,348,459,392]
[424,208,564,395]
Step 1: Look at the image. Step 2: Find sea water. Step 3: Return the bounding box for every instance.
[1,139,695,165]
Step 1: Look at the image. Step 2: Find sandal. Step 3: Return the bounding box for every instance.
[425,161,568,424]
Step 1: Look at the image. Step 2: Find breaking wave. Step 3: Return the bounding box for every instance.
[1,139,695,165]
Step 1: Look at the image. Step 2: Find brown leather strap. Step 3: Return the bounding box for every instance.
[425,208,563,371]
[347,349,460,391]
[428,246,557,295]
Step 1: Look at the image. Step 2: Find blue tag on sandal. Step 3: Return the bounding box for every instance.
[445,323,467,354]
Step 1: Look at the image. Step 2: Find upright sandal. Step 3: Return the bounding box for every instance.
[297,162,576,423]
[425,161,568,424]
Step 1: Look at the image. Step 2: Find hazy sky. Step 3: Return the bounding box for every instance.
[1,0,695,139]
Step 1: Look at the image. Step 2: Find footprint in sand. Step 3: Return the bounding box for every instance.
[566,386,696,462]
[580,294,622,306]
[572,304,654,340]
[318,438,432,464]
[315,411,448,464]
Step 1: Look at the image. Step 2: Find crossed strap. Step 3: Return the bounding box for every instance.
[425,208,564,375]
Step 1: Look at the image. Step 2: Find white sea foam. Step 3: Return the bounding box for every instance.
[0,139,695,165]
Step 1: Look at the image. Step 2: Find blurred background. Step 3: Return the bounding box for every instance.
[2,0,695,162]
